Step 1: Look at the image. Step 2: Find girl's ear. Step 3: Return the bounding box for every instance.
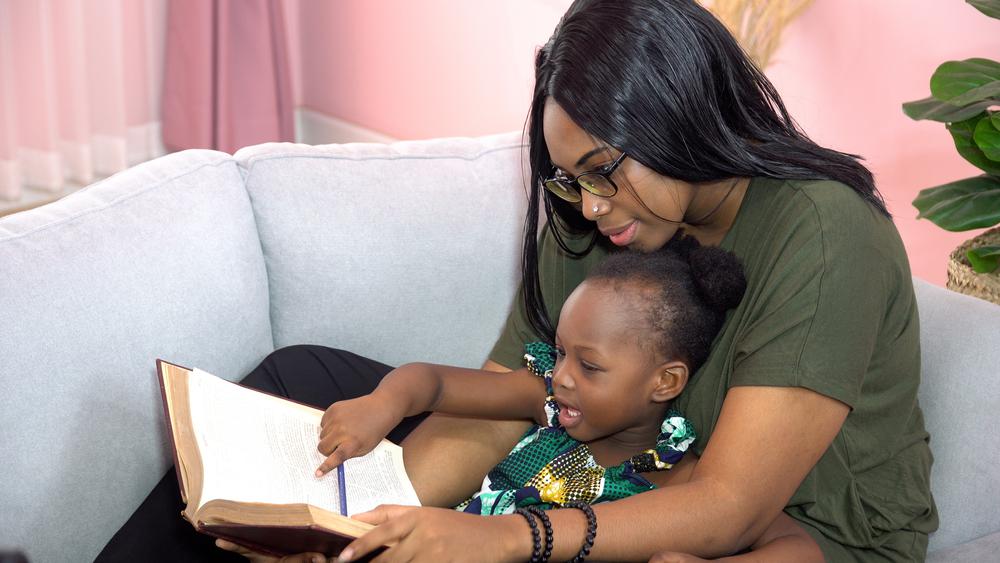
[651,361,689,403]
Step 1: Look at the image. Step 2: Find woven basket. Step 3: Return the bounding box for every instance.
[946,225,1000,306]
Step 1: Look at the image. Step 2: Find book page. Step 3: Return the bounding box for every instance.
[343,440,421,516]
[187,369,344,514]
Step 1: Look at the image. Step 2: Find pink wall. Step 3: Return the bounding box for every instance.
[288,0,999,285]
[293,0,569,139]
[766,0,998,286]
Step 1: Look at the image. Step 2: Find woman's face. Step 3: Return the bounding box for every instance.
[551,280,676,447]
[542,98,695,252]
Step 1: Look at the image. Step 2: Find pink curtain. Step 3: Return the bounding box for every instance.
[0,0,166,203]
[162,0,294,154]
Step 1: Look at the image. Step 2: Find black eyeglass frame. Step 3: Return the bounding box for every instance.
[542,151,628,203]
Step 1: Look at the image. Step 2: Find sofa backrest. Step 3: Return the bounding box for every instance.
[233,132,530,369]
[0,150,275,563]
[913,278,1000,552]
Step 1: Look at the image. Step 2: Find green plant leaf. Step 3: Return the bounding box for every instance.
[974,114,1000,161]
[902,96,997,122]
[968,0,1000,19]
[930,59,1000,102]
[967,245,1000,273]
[913,175,1000,231]
[948,115,1000,175]
[949,80,1000,106]
[992,111,1000,129]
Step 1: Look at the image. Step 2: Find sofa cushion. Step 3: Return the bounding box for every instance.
[927,530,1000,562]
[0,150,275,563]
[235,132,529,369]
[914,279,1000,552]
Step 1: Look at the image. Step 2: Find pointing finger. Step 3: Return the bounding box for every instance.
[315,440,356,477]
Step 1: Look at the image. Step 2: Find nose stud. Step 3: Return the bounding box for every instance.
[593,205,600,214]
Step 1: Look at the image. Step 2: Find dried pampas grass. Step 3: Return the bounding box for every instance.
[700,0,814,68]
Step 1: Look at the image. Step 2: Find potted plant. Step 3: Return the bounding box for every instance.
[903,0,1000,304]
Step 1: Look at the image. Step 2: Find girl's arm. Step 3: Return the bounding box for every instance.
[315,362,545,475]
[372,362,547,423]
[398,360,541,507]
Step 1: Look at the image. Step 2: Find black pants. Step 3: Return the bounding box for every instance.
[96,345,427,563]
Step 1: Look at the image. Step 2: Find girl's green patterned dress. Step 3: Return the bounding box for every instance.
[456,342,696,515]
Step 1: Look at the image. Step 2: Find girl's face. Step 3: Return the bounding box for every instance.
[542,98,695,253]
[552,280,687,453]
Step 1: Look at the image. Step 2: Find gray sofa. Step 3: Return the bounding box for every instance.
[0,132,997,562]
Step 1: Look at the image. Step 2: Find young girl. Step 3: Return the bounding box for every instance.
[306,236,821,562]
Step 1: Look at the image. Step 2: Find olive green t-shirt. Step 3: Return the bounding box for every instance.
[489,177,938,561]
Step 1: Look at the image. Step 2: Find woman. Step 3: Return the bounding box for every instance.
[102,1,936,561]
[325,0,937,560]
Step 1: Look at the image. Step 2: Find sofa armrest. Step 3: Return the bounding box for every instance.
[913,278,1000,552]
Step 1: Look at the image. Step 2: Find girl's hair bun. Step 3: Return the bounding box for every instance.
[585,234,747,373]
[685,243,747,312]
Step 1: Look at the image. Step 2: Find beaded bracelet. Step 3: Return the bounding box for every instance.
[563,501,597,563]
[514,508,543,563]
[524,506,553,563]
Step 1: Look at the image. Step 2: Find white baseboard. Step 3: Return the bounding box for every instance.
[295,108,398,145]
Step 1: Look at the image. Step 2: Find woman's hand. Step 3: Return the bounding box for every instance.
[214,539,327,563]
[316,393,404,476]
[336,505,524,563]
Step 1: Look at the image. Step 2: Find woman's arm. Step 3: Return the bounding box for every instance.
[647,455,822,562]
[726,512,823,562]
[649,513,823,563]
[341,385,849,561]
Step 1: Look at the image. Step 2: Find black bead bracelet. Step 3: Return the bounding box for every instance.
[525,506,553,563]
[563,501,597,563]
[515,507,543,563]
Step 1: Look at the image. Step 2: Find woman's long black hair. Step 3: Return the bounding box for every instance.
[522,0,888,342]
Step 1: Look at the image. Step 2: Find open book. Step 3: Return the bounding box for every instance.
[157,359,421,558]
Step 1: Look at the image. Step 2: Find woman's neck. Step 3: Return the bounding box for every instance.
[682,176,750,246]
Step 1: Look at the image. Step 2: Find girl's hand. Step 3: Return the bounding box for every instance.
[214,539,326,563]
[316,393,404,476]
[337,505,522,563]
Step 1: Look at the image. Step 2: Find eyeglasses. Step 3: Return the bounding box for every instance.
[543,151,628,203]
